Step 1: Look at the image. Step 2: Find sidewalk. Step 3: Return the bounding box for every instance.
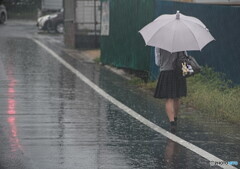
[64,48,132,80]
[64,49,100,63]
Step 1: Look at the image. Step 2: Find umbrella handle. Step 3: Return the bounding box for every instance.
[176,11,180,19]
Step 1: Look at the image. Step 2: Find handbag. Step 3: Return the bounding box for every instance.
[174,53,201,78]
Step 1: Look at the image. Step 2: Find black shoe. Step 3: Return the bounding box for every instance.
[174,117,177,124]
[170,121,177,133]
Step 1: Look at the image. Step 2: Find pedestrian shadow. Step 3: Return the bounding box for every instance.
[164,138,180,169]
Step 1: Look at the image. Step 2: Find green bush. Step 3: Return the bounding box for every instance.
[182,66,240,123]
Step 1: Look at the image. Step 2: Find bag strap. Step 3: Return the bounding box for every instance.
[183,51,190,59]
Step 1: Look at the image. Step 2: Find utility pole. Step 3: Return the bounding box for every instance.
[63,0,76,48]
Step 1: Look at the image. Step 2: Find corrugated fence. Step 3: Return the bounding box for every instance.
[100,0,154,71]
[101,0,240,84]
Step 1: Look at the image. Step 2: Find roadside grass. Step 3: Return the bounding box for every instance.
[129,77,156,92]
[182,66,240,123]
[93,57,101,64]
[130,66,240,123]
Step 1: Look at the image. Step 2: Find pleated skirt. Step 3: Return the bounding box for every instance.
[154,70,187,99]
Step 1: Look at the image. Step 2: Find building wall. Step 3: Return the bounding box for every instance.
[42,0,63,10]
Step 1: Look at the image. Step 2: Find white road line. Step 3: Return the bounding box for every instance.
[33,39,237,169]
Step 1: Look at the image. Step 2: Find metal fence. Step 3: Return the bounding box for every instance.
[100,0,240,84]
[75,0,101,35]
[150,1,240,83]
[100,0,154,71]
[74,0,101,48]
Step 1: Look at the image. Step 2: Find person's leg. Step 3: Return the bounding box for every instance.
[166,98,177,133]
[173,98,180,121]
[165,99,175,122]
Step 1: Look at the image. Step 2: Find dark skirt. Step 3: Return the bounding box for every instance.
[154,70,187,99]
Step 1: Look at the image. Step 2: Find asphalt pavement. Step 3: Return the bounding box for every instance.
[0,20,239,169]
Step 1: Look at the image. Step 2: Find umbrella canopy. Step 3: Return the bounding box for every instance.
[139,11,215,53]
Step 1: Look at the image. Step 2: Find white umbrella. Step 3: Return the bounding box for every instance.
[139,11,215,53]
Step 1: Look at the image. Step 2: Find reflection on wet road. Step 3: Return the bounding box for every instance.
[0,20,238,169]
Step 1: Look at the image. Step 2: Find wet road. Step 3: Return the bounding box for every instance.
[0,20,239,169]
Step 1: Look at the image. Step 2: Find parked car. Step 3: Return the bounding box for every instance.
[0,4,7,24]
[37,10,64,33]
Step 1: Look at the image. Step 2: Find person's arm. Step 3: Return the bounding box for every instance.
[155,48,161,66]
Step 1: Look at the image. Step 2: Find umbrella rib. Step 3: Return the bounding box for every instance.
[181,16,206,28]
[182,18,207,29]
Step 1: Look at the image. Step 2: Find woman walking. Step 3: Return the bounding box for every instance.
[154,48,187,133]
